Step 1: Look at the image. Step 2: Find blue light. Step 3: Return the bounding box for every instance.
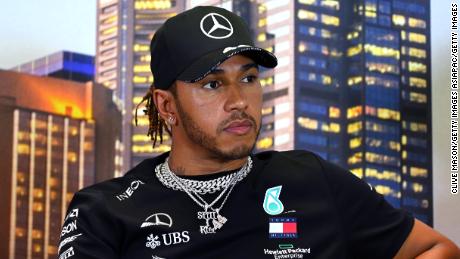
[63,60,95,76]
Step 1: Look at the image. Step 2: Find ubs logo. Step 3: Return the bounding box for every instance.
[115,180,145,201]
[146,231,190,250]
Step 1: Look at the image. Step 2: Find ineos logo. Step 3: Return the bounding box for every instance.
[200,13,233,39]
[115,180,145,201]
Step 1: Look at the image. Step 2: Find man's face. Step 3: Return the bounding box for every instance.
[173,54,262,161]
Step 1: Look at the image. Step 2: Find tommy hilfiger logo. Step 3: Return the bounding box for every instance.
[269,217,298,238]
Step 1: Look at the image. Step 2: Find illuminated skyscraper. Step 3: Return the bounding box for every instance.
[343,0,431,224]
[11,51,95,83]
[96,0,186,170]
[0,70,122,259]
[259,0,432,224]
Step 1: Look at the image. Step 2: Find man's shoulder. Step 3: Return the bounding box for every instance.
[76,154,164,197]
[252,149,326,176]
[254,149,321,165]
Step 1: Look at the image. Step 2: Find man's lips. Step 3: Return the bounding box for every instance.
[223,120,253,135]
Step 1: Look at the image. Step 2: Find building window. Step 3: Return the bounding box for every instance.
[298,0,317,6]
[348,76,363,86]
[348,152,363,164]
[410,167,428,178]
[366,62,399,74]
[260,76,274,87]
[347,106,362,119]
[134,0,175,10]
[261,106,274,116]
[409,77,427,88]
[409,92,427,103]
[408,32,427,44]
[376,108,400,121]
[365,167,400,182]
[365,76,398,88]
[329,106,340,118]
[298,9,318,21]
[402,47,427,59]
[256,137,273,149]
[298,117,318,130]
[408,62,427,73]
[403,121,428,133]
[392,14,405,26]
[347,121,362,134]
[408,17,426,29]
[321,14,340,26]
[347,44,363,57]
[364,44,399,59]
[15,228,26,238]
[299,72,332,85]
[350,168,363,178]
[350,137,362,149]
[365,152,399,166]
[321,0,339,10]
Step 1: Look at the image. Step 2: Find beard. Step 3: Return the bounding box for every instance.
[174,98,260,161]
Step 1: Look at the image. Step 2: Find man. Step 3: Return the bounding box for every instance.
[58,5,460,259]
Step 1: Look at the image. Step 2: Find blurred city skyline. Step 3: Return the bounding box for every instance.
[0,0,449,68]
[0,0,456,252]
[0,0,96,69]
[2,0,434,229]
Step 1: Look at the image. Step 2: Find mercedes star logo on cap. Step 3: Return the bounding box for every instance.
[200,13,233,39]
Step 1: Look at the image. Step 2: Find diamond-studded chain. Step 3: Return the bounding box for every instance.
[155,156,253,195]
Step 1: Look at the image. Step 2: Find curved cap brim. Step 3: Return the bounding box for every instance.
[177,45,277,83]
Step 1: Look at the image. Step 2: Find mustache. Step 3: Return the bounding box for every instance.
[217,112,257,132]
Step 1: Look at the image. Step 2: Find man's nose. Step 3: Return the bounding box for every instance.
[224,84,248,112]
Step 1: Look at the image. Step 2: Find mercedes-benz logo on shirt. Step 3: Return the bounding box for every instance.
[200,13,233,39]
[141,213,173,228]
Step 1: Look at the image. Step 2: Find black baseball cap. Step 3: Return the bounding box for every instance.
[150,5,278,90]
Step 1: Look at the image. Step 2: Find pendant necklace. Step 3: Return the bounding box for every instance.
[155,156,253,234]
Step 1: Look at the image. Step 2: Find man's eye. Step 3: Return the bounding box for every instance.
[242,75,258,83]
[202,81,220,89]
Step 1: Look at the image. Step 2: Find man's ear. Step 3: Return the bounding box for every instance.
[152,86,176,122]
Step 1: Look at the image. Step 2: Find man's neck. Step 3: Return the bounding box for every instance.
[167,148,248,176]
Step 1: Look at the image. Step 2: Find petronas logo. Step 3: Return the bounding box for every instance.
[263,186,284,215]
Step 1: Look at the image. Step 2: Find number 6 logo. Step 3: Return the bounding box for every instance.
[263,185,284,215]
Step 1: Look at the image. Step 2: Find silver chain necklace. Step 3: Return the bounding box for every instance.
[154,156,253,234]
[156,156,252,194]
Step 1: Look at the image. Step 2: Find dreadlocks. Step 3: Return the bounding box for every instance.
[135,83,175,148]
